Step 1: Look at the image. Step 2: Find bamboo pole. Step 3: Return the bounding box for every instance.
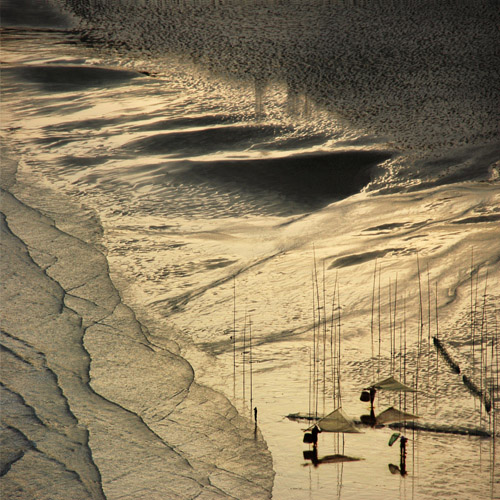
[427,265,431,391]
[435,281,439,416]
[233,277,236,399]
[404,295,407,413]
[371,260,377,381]
[330,273,338,407]
[312,270,316,418]
[337,281,342,407]
[249,317,253,416]
[399,323,403,412]
[494,312,499,442]
[473,270,480,379]
[394,274,398,381]
[470,249,474,372]
[242,311,247,406]
[480,272,489,425]
[415,253,424,414]
[309,345,312,419]
[389,278,393,374]
[378,266,382,377]
[322,261,327,418]
[315,264,321,418]
[313,249,321,418]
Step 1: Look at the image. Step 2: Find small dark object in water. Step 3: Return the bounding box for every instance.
[388,463,401,475]
[433,337,461,374]
[388,432,400,446]
[304,450,362,466]
[399,436,408,476]
[303,433,314,444]
[462,375,492,413]
[360,390,370,402]
[390,421,491,437]
[311,425,320,447]
[360,414,377,427]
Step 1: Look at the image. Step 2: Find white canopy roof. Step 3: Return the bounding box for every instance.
[316,408,361,433]
[376,406,419,425]
[371,376,416,392]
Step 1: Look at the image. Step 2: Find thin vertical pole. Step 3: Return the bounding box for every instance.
[427,265,431,391]
[473,271,480,379]
[233,277,236,399]
[480,272,488,425]
[378,266,382,377]
[370,260,377,380]
[249,317,253,416]
[435,281,439,415]
[470,249,475,373]
[416,253,424,414]
[404,295,407,413]
[243,312,247,406]
[322,261,327,418]
[330,273,337,407]
[310,270,316,415]
[394,274,398,379]
[488,308,492,433]
[491,311,496,500]
[313,257,321,418]
[337,281,342,407]
[494,313,499,443]
[389,278,393,374]
[309,346,312,419]
[312,270,317,418]
[399,323,403,411]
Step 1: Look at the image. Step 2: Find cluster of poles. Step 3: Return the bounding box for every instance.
[367,251,498,435]
[231,278,255,419]
[228,249,497,436]
[368,254,434,417]
[468,252,498,434]
[309,254,342,420]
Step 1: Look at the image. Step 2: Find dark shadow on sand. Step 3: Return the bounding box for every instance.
[6,65,143,92]
[175,149,393,211]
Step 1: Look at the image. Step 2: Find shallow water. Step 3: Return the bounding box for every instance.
[1,1,500,498]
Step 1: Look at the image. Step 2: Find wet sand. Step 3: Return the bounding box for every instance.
[0,150,274,499]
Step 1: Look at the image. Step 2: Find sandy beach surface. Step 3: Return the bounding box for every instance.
[0,149,274,499]
[1,1,499,499]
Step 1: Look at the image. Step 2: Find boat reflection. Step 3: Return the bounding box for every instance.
[303,448,362,468]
